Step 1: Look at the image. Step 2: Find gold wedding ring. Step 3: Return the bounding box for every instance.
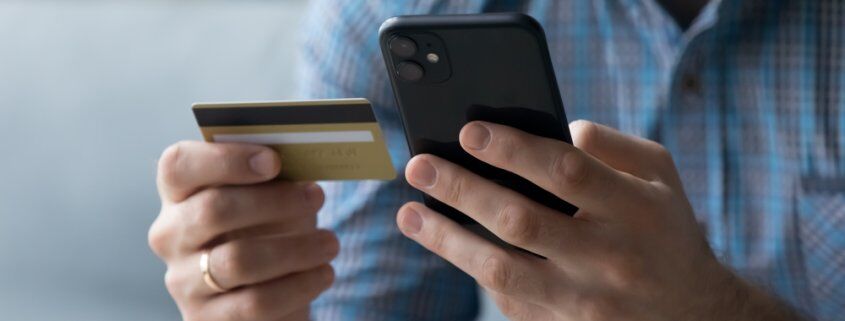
[200,249,228,293]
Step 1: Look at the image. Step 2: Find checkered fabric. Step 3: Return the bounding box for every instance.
[296,1,844,320]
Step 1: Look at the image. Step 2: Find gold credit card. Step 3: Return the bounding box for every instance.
[192,98,396,181]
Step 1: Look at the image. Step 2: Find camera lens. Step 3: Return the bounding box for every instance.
[396,61,424,81]
[389,36,417,58]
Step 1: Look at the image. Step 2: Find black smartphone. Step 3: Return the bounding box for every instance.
[379,13,577,226]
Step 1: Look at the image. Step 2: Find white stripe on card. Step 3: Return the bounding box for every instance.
[213,130,374,144]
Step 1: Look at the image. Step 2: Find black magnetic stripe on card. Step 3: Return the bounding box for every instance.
[194,104,376,126]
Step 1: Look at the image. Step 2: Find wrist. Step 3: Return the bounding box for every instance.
[682,262,805,321]
[669,257,734,321]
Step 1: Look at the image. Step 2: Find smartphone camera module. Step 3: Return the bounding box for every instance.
[387,33,451,83]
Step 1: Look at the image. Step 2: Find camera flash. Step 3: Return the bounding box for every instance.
[426,53,440,63]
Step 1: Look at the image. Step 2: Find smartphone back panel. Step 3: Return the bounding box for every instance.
[380,13,577,224]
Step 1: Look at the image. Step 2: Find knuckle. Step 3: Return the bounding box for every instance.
[190,188,230,229]
[210,145,240,173]
[293,213,319,231]
[147,217,170,258]
[601,252,645,293]
[427,223,450,253]
[318,231,341,259]
[494,133,524,165]
[206,143,229,161]
[158,142,188,188]
[645,141,679,180]
[304,183,326,209]
[649,141,673,163]
[496,204,539,246]
[163,269,185,299]
[444,174,468,205]
[548,151,568,184]
[549,151,588,192]
[639,183,671,213]
[216,242,252,282]
[317,264,336,289]
[563,153,589,191]
[479,254,513,292]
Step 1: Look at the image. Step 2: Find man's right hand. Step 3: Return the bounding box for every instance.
[148,141,339,321]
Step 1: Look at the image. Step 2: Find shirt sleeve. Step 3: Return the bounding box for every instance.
[295,1,482,320]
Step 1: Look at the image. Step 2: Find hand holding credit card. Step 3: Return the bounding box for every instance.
[193,98,396,181]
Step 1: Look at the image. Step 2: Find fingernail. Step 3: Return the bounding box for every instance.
[401,207,423,234]
[463,122,491,150]
[249,150,277,177]
[408,159,437,188]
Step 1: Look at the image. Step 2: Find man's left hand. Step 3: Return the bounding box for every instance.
[396,120,772,321]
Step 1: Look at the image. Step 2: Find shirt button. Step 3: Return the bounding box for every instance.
[682,74,702,94]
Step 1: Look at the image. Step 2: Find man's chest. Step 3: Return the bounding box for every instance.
[532,0,843,311]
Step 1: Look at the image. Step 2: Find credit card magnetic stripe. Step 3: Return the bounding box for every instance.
[193,103,376,127]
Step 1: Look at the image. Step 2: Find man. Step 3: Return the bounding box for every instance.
[148,0,844,320]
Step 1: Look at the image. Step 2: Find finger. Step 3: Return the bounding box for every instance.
[485,289,559,321]
[164,230,337,302]
[458,121,658,217]
[397,202,554,302]
[284,308,310,321]
[222,214,318,241]
[208,230,339,291]
[202,265,334,321]
[404,155,582,256]
[157,141,281,203]
[569,120,681,187]
[176,180,324,250]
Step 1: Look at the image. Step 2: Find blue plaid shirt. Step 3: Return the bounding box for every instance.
[297,1,845,320]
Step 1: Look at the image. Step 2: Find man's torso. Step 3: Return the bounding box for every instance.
[299,1,845,319]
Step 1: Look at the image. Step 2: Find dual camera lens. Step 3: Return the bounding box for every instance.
[388,34,449,83]
[390,36,424,81]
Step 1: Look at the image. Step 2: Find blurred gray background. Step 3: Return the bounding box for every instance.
[0,1,506,320]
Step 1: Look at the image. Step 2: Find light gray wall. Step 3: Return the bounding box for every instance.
[0,1,307,320]
[0,1,507,320]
